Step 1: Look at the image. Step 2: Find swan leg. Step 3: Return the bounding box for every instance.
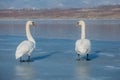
[20,57,25,62]
[86,54,90,61]
[76,54,80,61]
[26,56,31,62]
[20,57,22,62]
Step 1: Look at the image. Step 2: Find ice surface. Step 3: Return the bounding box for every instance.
[0,36,120,80]
[0,19,120,80]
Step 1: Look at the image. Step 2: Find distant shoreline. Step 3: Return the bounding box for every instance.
[0,5,120,19]
[0,17,119,20]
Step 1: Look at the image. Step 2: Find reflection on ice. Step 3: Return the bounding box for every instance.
[99,52,115,57]
[104,65,120,70]
[15,64,35,80]
[76,61,91,80]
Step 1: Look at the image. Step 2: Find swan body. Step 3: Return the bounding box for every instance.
[75,20,91,61]
[15,21,35,62]
[75,39,90,55]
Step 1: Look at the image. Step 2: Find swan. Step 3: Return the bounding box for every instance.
[15,21,35,62]
[75,20,91,61]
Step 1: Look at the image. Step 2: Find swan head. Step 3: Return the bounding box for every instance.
[26,21,35,26]
[76,20,85,27]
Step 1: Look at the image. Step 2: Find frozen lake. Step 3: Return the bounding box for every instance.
[0,19,120,80]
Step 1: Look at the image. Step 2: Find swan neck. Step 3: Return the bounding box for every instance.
[81,23,85,39]
[26,24,35,44]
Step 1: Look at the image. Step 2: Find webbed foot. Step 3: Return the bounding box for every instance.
[20,60,25,62]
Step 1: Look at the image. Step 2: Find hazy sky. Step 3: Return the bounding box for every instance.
[0,0,120,9]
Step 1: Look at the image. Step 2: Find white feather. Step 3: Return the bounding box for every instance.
[75,20,91,56]
[75,39,91,55]
[15,21,35,59]
[16,40,35,59]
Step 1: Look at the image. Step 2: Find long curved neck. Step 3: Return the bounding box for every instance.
[26,24,35,44]
[81,22,85,39]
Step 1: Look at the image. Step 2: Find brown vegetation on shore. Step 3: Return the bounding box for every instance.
[0,5,120,19]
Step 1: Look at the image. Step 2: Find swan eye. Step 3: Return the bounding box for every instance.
[77,22,79,25]
[32,22,35,26]
[77,22,80,26]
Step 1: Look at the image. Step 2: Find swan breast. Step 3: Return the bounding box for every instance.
[75,39,91,54]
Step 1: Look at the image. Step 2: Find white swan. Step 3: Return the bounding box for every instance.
[15,21,35,62]
[75,20,91,61]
